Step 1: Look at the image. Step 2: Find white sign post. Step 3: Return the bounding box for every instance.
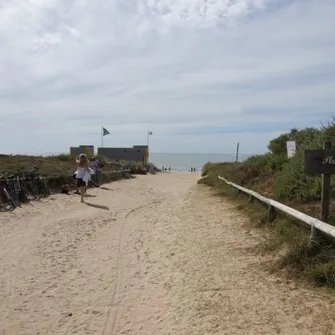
[286,141,296,158]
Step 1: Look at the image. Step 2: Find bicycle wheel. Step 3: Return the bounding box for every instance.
[32,181,41,199]
[25,179,38,199]
[37,179,50,197]
[7,183,19,206]
[18,180,29,202]
[3,188,16,208]
[6,181,18,206]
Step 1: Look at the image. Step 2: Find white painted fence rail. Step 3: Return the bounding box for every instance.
[218,175,335,239]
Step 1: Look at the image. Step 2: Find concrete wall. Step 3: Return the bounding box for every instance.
[133,145,148,165]
[79,145,94,157]
[70,145,94,157]
[70,147,81,157]
[71,144,147,164]
[98,147,145,163]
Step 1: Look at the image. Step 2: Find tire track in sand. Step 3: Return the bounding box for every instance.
[101,200,163,335]
[0,199,66,328]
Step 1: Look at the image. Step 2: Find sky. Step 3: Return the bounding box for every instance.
[0,0,334,155]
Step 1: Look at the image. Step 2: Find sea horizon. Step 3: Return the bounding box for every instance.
[150,151,258,156]
[150,152,254,172]
[1,151,256,172]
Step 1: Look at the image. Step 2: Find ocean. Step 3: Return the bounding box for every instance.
[37,151,253,172]
[149,153,252,172]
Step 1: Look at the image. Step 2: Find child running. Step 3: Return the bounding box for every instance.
[75,153,91,203]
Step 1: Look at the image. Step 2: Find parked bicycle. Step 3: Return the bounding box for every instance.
[26,166,50,198]
[5,172,21,206]
[0,166,50,210]
[0,172,16,209]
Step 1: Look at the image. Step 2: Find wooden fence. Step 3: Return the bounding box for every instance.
[217,175,335,239]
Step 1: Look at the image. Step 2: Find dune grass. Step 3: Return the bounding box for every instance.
[199,175,335,288]
[0,153,146,177]
[199,121,335,288]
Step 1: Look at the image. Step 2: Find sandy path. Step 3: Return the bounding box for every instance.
[1,173,335,335]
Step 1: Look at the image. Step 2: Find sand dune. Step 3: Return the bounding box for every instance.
[0,173,334,334]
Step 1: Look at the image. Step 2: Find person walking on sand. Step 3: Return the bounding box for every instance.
[75,153,91,203]
[91,157,101,187]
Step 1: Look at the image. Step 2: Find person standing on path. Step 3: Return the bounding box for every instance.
[90,157,101,187]
[97,159,104,185]
[75,154,91,203]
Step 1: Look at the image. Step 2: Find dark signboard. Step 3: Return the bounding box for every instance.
[304,149,335,174]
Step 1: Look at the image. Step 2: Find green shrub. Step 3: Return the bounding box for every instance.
[202,154,286,189]
[310,262,335,287]
[273,130,335,201]
[200,120,335,289]
[203,120,335,202]
[268,127,320,156]
[127,161,146,174]
[49,154,70,162]
[244,154,270,170]
[201,162,212,177]
[274,146,321,201]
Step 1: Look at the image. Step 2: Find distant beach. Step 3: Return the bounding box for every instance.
[150,152,253,171]
[1,173,332,334]
[18,151,254,172]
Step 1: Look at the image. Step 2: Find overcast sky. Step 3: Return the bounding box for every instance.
[0,0,334,155]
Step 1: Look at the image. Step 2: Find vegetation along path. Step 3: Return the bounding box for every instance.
[0,173,335,334]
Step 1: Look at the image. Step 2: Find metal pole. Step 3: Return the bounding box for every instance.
[147,130,150,164]
[235,142,240,162]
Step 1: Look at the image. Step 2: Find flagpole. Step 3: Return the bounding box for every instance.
[147,130,153,164]
[101,126,103,148]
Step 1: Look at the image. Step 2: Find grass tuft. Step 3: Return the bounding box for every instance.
[200,160,335,288]
[0,154,146,191]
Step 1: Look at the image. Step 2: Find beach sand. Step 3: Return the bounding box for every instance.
[1,172,335,334]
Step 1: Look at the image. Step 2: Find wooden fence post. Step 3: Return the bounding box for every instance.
[268,204,276,222]
[321,141,332,222]
[310,141,332,241]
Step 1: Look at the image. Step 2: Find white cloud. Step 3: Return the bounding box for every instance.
[0,0,334,156]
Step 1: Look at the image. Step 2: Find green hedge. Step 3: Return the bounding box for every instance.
[202,120,335,203]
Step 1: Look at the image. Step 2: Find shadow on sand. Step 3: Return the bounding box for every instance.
[84,202,109,210]
[99,186,112,191]
[0,206,15,212]
[84,194,97,198]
